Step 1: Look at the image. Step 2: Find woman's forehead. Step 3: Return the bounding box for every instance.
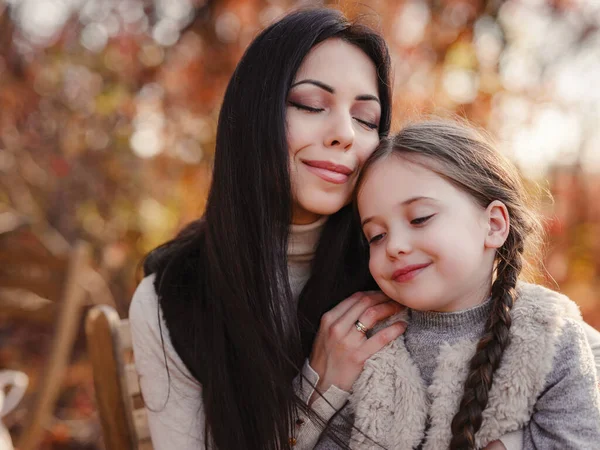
[293,39,379,96]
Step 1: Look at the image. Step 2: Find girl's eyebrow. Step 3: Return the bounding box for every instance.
[291,79,380,104]
[361,196,437,227]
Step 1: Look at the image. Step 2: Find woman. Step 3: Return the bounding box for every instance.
[130,8,405,450]
[130,7,600,450]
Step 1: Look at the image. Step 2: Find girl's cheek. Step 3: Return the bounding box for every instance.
[369,250,384,278]
[368,257,378,278]
[419,222,439,243]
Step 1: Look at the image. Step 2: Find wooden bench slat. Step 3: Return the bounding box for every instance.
[87,305,153,449]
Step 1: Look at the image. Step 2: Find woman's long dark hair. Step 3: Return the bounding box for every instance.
[356,120,543,450]
[143,8,392,450]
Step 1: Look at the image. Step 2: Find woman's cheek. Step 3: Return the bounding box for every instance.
[286,111,312,150]
[357,134,381,166]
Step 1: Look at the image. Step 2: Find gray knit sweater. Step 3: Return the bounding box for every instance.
[317,284,600,450]
[406,298,600,449]
[405,299,493,388]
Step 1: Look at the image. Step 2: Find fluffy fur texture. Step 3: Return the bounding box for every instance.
[348,283,583,449]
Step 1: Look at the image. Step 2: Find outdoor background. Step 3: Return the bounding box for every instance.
[1,0,599,448]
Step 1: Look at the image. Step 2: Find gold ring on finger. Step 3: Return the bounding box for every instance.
[354,320,369,334]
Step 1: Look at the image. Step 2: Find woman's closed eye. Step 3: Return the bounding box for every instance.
[289,101,378,130]
[288,101,324,113]
[355,117,378,130]
[410,214,435,226]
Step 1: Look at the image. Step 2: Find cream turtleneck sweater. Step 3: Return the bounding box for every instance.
[129,217,347,450]
[287,215,327,301]
[288,217,351,446]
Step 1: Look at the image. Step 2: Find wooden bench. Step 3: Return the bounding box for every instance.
[0,228,109,450]
[86,305,153,450]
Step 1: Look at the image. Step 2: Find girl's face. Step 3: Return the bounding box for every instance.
[287,38,381,224]
[357,156,498,312]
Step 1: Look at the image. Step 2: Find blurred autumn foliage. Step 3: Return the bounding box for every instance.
[0,0,599,448]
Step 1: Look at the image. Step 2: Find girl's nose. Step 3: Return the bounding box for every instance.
[385,232,412,259]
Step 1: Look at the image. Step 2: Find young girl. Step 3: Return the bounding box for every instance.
[350,120,600,449]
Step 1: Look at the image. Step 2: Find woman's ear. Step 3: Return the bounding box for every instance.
[484,200,510,249]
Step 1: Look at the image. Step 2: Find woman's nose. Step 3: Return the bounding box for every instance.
[324,113,354,150]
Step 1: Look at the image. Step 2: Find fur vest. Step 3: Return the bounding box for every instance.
[348,283,582,450]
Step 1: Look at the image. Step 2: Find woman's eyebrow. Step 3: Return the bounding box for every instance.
[356,94,380,104]
[291,79,380,104]
[291,79,333,93]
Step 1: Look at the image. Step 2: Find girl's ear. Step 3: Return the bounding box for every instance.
[484,200,510,249]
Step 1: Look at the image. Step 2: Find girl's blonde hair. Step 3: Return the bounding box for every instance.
[356,119,544,450]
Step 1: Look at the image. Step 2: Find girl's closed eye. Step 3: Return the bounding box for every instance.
[410,214,435,226]
[367,232,386,245]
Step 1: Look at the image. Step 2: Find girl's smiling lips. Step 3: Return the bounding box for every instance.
[302,159,354,184]
[392,262,432,282]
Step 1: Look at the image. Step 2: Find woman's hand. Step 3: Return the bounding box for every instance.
[308,291,407,402]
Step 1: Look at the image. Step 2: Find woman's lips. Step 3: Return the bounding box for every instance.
[392,263,432,283]
[302,160,353,184]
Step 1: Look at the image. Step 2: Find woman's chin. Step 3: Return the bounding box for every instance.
[297,194,352,217]
[305,203,346,218]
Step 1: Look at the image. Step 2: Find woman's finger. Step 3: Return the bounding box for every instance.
[345,300,405,344]
[333,291,392,334]
[318,291,378,328]
[358,301,405,331]
[355,321,407,362]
